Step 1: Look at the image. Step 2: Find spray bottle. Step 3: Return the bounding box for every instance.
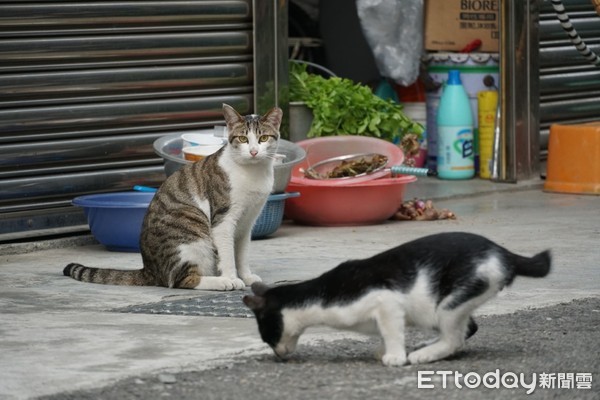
[436,70,475,179]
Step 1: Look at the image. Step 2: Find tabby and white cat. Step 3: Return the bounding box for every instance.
[64,104,282,291]
[244,232,551,366]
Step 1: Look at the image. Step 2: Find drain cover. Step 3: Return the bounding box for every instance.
[114,291,253,318]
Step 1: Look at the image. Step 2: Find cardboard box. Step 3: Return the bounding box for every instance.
[425,0,499,52]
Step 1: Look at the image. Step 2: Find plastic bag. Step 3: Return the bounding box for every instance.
[356,0,424,86]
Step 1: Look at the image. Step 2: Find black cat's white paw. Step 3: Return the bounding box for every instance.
[408,349,437,365]
[408,343,459,365]
[382,353,407,367]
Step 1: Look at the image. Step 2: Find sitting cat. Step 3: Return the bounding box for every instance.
[243,232,551,366]
[64,104,282,291]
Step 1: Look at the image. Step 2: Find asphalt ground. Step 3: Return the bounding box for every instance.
[38,297,599,400]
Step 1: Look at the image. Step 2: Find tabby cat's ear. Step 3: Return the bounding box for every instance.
[222,103,244,128]
[243,295,265,311]
[260,107,283,131]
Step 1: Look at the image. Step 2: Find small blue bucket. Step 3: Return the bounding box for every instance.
[252,192,300,239]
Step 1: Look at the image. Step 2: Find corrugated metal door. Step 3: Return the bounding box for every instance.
[0,1,266,241]
[539,0,600,150]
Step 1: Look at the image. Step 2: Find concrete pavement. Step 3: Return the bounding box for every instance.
[1,179,598,399]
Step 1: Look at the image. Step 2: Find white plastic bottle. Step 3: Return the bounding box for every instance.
[436,70,475,180]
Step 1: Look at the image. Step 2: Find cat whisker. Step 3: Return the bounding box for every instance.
[264,153,287,162]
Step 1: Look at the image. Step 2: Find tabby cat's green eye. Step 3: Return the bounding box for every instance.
[238,136,249,143]
[258,135,270,143]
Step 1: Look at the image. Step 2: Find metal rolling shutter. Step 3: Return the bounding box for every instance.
[0,1,258,241]
[539,0,600,150]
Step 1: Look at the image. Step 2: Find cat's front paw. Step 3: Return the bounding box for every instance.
[408,340,459,364]
[408,348,439,365]
[241,273,262,286]
[198,276,245,291]
[229,277,246,290]
[382,353,407,367]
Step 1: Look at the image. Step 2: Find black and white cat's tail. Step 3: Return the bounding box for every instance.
[513,250,552,278]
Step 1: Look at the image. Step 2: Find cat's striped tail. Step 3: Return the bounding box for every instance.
[514,250,552,278]
[63,263,154,286]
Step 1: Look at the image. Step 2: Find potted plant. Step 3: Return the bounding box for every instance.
[289,62,424,159]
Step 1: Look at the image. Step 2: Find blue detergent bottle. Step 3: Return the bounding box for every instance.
[436,70,475,179]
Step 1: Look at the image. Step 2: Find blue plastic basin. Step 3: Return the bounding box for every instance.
[73,192,154,252]
[73,191,300,252]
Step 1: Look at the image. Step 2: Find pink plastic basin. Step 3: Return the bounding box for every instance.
[285,136,416,226]
[286,175,416,226]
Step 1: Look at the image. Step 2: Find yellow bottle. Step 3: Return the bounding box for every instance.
[477,91,498,179]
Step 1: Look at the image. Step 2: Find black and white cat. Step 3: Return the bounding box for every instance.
[244,232,551,366]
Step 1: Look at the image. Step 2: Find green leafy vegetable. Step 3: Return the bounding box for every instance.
[289,63,423,142]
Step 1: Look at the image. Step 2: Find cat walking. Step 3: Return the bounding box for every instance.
[244,232,551,366]
[64,104,282,291]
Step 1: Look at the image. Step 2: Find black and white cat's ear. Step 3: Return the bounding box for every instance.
[260,107,283,131]
[243,282,270,311]
[243,295,265,311]
[222,103,245,128]
[251,281,269,296]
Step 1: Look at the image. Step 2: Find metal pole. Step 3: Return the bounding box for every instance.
[493,0,540,182]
